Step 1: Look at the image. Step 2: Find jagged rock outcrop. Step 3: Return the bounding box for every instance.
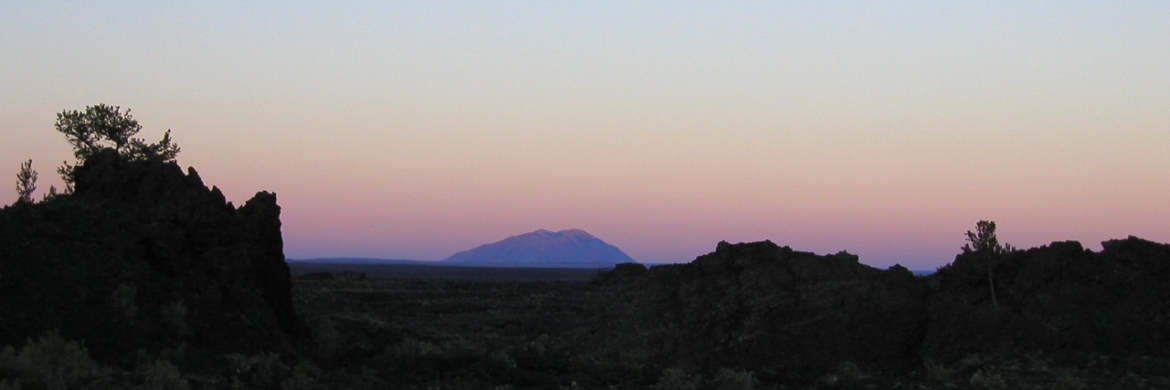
[922,236,1170,360]
[592,262,648,284]
[597,237,1170,382]
[0,149,306,364]
[598,241,927,381]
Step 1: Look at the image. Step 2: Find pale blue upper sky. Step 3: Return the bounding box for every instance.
[3,2,1169,268]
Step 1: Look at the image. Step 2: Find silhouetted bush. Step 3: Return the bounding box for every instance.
[109,283,138,319]
[13,160,36,205]
[160,301,190,337]
[137,358,189,390]
[53,104,180,190]
[713,368,757,390]
[225,352,287,389]
[653,367,699,390]
[0,331,108,390]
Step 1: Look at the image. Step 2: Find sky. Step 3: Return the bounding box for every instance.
[2,2,1168,269]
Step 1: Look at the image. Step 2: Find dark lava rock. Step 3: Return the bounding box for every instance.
[922,236,1170,360]
[593,262,648,285]
[600,240,927,380]
[597,236,1170,383]
[0,149,306,365]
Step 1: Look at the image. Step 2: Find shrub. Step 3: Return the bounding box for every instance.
[392,339,443,357]
[713,368,757,390]
[225,352,287,389]
[160,301,191,336]
[1053,369,1086,390]
[970,369,1006,390]
[309,317,340,358]
[0,378,21,390]
[0,346,21,387]
[958,354,987,372]
[110,283,138,318]
[280,361,321,390]
[138,358,190,390]
[490,348,516,368]
[924,359,955,382]
[2,331,105,390]
[159,343,188,363]
[817,373,841,388]
[653,367,699,390]
[835,361,865,380]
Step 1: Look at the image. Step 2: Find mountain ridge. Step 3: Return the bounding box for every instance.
[443,228,635,268]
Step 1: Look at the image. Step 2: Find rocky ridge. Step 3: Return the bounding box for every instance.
[597,237,1170,382]
[0,149,306,365]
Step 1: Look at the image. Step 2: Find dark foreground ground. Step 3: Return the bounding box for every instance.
[286,265,1170,390]
[3,261,1168,389]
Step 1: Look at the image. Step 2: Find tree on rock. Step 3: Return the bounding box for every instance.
[54,104,180,190]
[962,220,1014,310]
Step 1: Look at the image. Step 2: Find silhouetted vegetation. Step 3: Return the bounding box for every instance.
[53,104,179,191]
[13,159,36,205]
[962,220,1015,310]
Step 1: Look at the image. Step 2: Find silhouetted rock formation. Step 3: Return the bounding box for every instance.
[923,236,1170,360]
[596,237,1170,381]
[0,149,305,365]
[444,229,635,268]
[597,241,927,380]
[592,262,648,284]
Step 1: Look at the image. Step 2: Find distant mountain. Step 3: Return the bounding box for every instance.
[288,258,439,266]
[443,229,635,268]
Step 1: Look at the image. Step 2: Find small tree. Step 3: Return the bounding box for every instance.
[42,185,59,202]
[15,159,37,204]
[54,104,180,191]
[962,220,1013,310]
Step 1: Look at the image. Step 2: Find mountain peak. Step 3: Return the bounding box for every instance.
[527,229,594,239]
[558,228,593,238]
[444,229,634,268]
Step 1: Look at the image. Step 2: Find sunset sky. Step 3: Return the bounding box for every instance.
[3,2,1168,269]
